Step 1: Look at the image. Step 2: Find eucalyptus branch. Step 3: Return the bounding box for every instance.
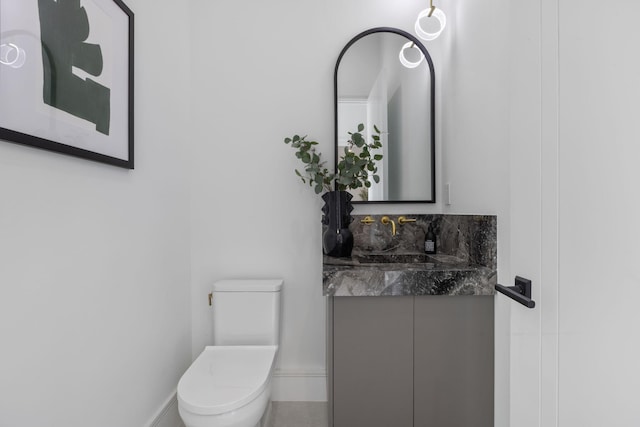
[284,123,383,195]
[336,123,383,191]
[284,134,334,194]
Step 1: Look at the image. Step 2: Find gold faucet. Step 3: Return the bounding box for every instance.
[360,216,376,225]
[398,216,417,225]
[381,216,396,236]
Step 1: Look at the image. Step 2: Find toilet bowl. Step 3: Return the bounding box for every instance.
[178,346,277,427]
[177,279,283,427]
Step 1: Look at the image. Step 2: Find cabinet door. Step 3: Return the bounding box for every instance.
[333,296,413,427]
[414,296,494,427]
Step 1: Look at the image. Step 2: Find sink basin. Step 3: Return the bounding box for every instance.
[322,252,469,268]
[354,253,434,264]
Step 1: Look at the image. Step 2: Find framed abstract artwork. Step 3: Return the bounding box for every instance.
[0,0,134,169]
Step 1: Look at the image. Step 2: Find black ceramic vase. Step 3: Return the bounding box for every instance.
[321,190,354,257]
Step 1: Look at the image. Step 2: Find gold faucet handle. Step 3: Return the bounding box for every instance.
[360,216,376,225]
[381,216,397,236]
[398,216,417,225]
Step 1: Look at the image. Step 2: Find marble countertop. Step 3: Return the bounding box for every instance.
[323,253,496,296]
[322,214,497,297]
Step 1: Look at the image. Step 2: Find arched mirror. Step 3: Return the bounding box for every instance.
[335,27,435,203]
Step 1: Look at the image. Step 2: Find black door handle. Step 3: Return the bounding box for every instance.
[495,276,535,308]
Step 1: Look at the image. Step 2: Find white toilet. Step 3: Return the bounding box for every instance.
[177,279,283,427]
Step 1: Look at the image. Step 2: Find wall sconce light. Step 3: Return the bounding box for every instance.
[0,43,27,69]
[415,0,446,41]
[399,41,424,69]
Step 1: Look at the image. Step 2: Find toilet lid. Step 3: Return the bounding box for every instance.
[177,345,277,416]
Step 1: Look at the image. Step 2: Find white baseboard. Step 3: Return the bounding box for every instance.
[271,369,327,402]
[148,391,184,427]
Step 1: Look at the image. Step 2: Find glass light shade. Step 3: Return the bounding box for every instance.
[398,42,424,69]
[415,7,446,41]
[0,43,26,68]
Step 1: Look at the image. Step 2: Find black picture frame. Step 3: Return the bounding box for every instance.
[0,0,134,169]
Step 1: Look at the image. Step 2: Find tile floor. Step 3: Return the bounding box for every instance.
[268,402,328,427]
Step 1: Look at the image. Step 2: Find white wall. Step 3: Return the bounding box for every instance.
[188,0,446,401]
[188,0,513,403]
[0,0,520,422]
[0,1,192,426]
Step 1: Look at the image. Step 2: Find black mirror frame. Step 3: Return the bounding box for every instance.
[334,27,436,204]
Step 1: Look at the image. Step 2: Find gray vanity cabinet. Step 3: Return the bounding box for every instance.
[413,296,494,427]
[328,296,494,427]
[331,296,414,427]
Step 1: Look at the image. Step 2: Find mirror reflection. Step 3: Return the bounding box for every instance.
[335,28,435,203]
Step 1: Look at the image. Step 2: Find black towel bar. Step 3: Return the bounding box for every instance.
[495,276,535,309]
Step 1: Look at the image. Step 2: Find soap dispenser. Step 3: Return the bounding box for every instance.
[424,223,436,254]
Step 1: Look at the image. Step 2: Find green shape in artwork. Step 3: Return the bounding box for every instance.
[38,0,111,135]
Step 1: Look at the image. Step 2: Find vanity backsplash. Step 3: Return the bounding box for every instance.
[323,214,497,296]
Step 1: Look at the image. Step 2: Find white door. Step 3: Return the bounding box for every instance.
[506,1,640,426]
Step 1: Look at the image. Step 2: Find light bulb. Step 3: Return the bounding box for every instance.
[399,42,424,69]
[415,7,446,41]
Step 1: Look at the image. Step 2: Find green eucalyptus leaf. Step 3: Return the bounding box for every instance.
[285,123,384,195]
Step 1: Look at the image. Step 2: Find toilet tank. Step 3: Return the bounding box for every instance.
[212,279,283,346]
